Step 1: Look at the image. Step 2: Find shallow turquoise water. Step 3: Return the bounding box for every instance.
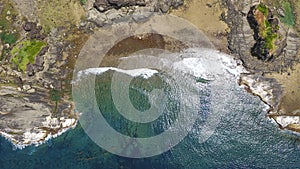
[1,72,300,169]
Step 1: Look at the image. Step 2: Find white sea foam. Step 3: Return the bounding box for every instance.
[275,116,300,128]
[5,116,78,150]
[173,57,212,79]
[75,67,158,82]
[239,75,275,110]
[172,48,248,80]
[6,48,259,149]
[75,48,247,83]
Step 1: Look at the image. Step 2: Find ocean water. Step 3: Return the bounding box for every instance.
[1,50,300,169]
[1,86,300,169]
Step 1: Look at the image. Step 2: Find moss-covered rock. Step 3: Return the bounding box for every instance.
[280,1,295,27]
[10,40,47,71]
[247,3,283,61]
[0,0,20,59]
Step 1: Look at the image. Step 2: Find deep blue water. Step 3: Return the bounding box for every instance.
[1,74,300,169]
[0,102,300,169]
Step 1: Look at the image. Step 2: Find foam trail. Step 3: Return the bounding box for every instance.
[75,67,158,82]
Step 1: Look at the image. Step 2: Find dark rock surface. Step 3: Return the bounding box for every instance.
[23,22,35,32]
[88,0,184,27]
[23,21,46,40]
[225,0,300,132]
[108,0,146,7]
[94,0,112,12]
[94,0,146,12]
[247,5,284,61]
[225,0,300,73]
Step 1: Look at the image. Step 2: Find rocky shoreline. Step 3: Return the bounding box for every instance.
[0,84,78,148]
[85,0,185,27]
[0,0,188,148]
[1,0,300,148]
[225,0,300,132]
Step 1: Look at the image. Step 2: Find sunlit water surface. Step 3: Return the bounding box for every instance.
[1,50,300,169]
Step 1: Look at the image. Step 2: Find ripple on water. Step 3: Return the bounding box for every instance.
[1,49,300,168]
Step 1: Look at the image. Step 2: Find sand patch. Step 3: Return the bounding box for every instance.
[170,0,228,51]
[266,62,300,115]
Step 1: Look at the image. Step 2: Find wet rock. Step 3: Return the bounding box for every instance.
[240,74,283,112]
[0,95,54,146]
[226,0,300,134]
[274,116,300,128]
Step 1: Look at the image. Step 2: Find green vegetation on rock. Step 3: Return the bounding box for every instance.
[10,40,46,71]
[257,4,269,16]
[0,0,19,58]
[262,21,278,51]
[255,4,278,55]
[49,88,61,114]
[50,89,61,102]
[0,0,15,30]
[0,1,18,45]
[280,1,295,27]
[0,32,18,45]
[80,0,87,5]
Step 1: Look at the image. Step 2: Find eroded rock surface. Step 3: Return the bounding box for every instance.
[86,0,184,27]
[225,0,300,72]
[0,86,77,147]
[225,0,300,132]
